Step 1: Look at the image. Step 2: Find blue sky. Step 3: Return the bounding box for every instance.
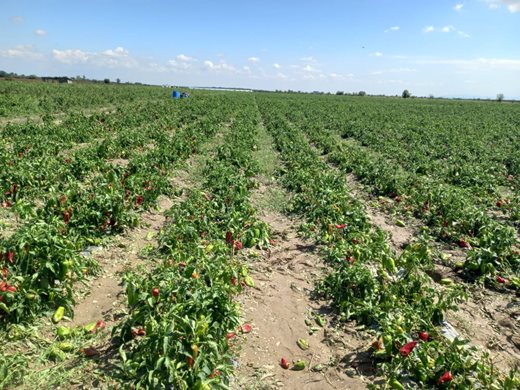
[1,0,519,98]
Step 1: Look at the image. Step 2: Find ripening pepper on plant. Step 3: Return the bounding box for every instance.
[399,340,418,357]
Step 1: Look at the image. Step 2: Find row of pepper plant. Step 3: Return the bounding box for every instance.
[0,80,167,118]
[0,93,236,325]
[259,94,520,286]
[112,94,270,389]
[255,94,519,389]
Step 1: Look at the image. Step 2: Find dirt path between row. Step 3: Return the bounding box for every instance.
[234,207,370,389]
[233,112,370,389]
[70,195,173,329]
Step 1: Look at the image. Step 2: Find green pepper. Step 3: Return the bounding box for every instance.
[57,342,74,352]
[244,276,255,287]
[49,348,66,361]
[56,326,71,339]
[311,364,324,372]
[60,260,73,277]
[83,321,97,333]
[389,378,405,390]
[293,360,306,371]
[297,338,309,350]
[52,306,65,323]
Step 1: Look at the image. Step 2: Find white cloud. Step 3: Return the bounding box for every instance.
[34,29,47,36]
[373,68,417,75]
[103,47,129,57]
[52,49,89,63]
[203,59,237,73]
[243,65,251,71]
[302,64,320,72]
[329,72,354,80]
[276,72,288,79]
[417,57,520,71]
[273,63,281,69]
[385,26,400,32]
[204,60,215,69]
[302,73,320,80]
[51,46,137,68]
[423,25,469,37]
[247,56,260,63]
[176,54,194,62]
[10,16,24,24]
[300,56,315,62]
[454,3,464,11]
[167,54,196,71]
[168,60,189,70]
[484,0,520,12]
[370,52,384,57]
[1,45,43,60]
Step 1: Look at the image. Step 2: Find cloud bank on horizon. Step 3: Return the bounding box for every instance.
[1,0,519,98]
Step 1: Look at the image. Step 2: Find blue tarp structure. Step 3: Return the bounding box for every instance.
[172,90,181,99]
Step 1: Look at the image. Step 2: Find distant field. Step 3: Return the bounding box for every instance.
[1,81,518,389]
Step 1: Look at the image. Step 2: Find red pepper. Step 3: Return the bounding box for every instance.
[437,371,453,384]
[209,369,221,378]
[458,239,471,248]
[233,241,243,250]
[2,268,7,279]
[95,320,106,330]
[225,231,233,244]
[280,357,289,369]
[7,251,14,264]
[240,323,252,333]
[399,340,418,357]
[7,285,16,293]
[230,277,238,286]
[135,195,144,206]
[0,281,6,292]
[496,275,506,284]
[152,287,159,297]
[335,224,347,229]
[131,328,146,337]
[63,210,71,224]
[419,331,429,341]
[226,332,236,339]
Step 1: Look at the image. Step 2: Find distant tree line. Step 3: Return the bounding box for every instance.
[0,70,130,86]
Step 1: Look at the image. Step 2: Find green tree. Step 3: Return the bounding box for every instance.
[497,93,504,102]
[402,89,411,98]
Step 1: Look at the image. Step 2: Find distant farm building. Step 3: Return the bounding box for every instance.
[41,77,73,84]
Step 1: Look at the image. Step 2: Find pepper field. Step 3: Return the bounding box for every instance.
[1,80,519,389]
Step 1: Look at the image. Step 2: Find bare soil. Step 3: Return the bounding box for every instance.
[234,209,370,389]
[447,288,520,372]
[70,195,173,328]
